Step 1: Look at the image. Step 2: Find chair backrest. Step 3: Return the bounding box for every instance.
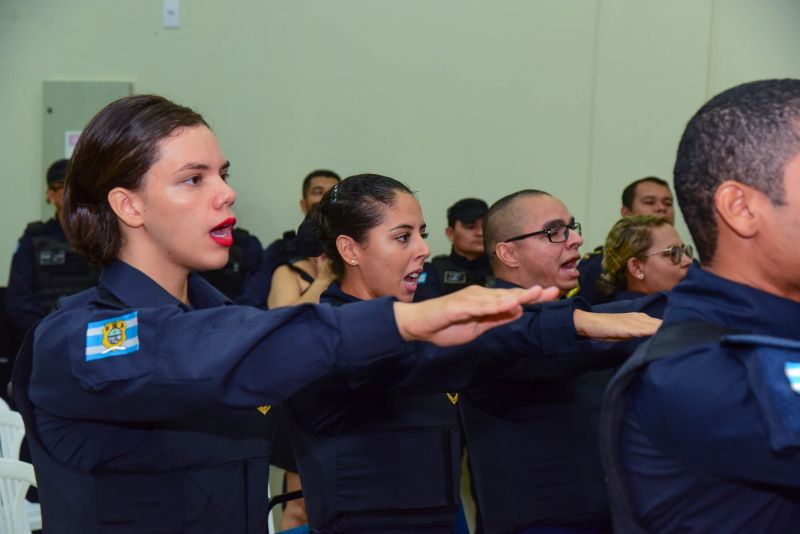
[0,458,36,534]
[0,411,25,460]
[0,396,9,411]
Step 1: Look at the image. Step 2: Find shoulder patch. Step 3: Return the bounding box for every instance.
[785,362,800,394]
[85,311,140,361]
[257,405,272,415]
[446,392,459,405]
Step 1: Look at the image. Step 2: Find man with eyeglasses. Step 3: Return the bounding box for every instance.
[459,189,666,534]
[578,176,677,304]
[600,79,800,532]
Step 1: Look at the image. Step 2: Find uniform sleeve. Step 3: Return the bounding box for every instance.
[371,298,582,391]
[631,343,800,488]
[576,253,604,305]
[457,293,667,384]
[5,231,48,334]
[234,234,270,308]
[30,298,406,421]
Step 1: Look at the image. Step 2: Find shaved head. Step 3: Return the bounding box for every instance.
[484,190,550,271]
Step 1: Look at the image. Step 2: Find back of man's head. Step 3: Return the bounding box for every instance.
[675,79,800,263]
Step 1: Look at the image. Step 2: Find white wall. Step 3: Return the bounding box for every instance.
[2,0,800,282]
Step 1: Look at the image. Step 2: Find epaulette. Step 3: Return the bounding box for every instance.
[581,245,603,262]
[566,285,581,299]
[24,220,47,235]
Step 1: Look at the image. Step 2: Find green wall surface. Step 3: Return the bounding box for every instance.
[2,0,800,283]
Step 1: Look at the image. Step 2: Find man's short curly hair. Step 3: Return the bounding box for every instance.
[675,79,800,263]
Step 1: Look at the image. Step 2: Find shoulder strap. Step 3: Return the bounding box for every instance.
[287,263,315,285]
[600,322,742,533]
[25,221,47,235]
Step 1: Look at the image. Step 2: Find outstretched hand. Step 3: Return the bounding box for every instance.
[394,285,560,346]
[573,309,661,342]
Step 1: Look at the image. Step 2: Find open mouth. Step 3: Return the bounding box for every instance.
[403,271,421,292]
[560,257,580,273]
[210,217,236,247]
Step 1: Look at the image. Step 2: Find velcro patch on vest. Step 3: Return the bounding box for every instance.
[785,362,800,394]
[443,271,467,284]
[256,405,272,415]
[85,312,140,361]
[446,392,459,405]
[39,248,66,266]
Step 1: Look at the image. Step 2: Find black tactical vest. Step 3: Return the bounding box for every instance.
[431,254,490,295]
[28,222,99,311]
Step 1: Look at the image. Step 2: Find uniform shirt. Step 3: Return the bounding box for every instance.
[621,266,800,532]
[286,283,582,532]
[414,249,491,301]
[576,246,605,305]
[21,260,415,532]
[6,218,98,335]
[462,278,666,532]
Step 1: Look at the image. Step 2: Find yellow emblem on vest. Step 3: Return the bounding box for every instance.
[446,392,459,405]
[256,405,272,415]
[101,321,127,350]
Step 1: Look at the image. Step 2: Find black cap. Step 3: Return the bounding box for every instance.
[46,159,69,186]
[447,198,488,227]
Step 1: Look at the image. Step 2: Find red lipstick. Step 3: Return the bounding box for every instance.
[210,217,236,247]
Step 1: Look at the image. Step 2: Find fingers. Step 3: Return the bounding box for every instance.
[574,310,662,340]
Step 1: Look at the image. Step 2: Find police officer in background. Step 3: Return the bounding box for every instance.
[263,169,340,305]
[415,198,491,301]
[5,159,99,343]
[197,225,267,307]
[577,176,675,304]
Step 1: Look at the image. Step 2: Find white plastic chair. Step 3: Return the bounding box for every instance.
[0,410,24,460]
[0,412,41,531]
[0,458,37,534]
[0,397,10,411]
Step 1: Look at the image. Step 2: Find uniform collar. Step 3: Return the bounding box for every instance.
[448,249,489,270]
[490,276,522,290]
[665,264,800,340]
[100,259,232,310]
[45,217,66,239]
[612,289,647,301]
[320,282,363,306]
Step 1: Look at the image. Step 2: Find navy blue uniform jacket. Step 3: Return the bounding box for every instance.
[461,279,666,533]
[286,282,581,533]
[620,266,800,532]
[21,260,408,533]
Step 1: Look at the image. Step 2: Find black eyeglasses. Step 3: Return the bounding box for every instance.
[503,219,582,244]
[644,244,694,265]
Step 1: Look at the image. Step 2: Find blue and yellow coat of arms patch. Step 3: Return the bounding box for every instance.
[85,312,140,361]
